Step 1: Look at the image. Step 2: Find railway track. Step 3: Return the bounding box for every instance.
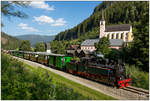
[122,86,149,98]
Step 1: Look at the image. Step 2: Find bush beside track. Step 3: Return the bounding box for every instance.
[2,53,116,100]
[126,65,149,90]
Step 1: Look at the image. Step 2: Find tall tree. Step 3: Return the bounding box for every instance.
[1,1,30,26]
[77,25,81,38]
[130,9,149,71]
[35,42,45,52]
[19,40,31,51]
[2,1,29,18]
[95,37,110,57]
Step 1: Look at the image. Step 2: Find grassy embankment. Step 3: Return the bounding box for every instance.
[126,64,149,90]
[2,53,116,100]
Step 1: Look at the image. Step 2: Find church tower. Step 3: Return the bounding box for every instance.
[99,10,105,38]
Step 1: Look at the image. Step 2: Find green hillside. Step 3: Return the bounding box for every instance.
[55,1,148,41]
[1,32,21,50]
[52,1,149,72]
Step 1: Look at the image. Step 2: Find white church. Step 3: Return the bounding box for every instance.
[81,11,133,52]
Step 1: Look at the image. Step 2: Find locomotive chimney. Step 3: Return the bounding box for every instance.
[45,43,51,53]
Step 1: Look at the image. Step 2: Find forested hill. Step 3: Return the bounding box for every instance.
[16,34,55,46]
[1,32,21,50]
[55,1,148,41]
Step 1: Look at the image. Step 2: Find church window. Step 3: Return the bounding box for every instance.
[126,33,128,40]
[107,34,109,39]
[121,33,123,39]
[113,33,116,39]
[116,33,119,39]
[112,34,114,39]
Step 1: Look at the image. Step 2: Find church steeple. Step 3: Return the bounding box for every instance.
[101,10,105,21]
[99,10,106,38]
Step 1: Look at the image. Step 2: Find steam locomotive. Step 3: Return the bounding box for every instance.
[7,50,131,88]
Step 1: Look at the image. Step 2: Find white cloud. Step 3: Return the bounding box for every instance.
[33,15,67,27]
[18,23,39,32]
[51,18,67,26]
[30,1,54,11]
[33,15,54,24]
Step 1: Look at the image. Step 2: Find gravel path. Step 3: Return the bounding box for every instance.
[13,56,149,100]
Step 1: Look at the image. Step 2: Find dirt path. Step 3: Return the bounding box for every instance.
[13,56,149,100]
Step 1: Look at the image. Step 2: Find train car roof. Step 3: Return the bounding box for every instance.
[9,50,66,57]
[8,50,17,52]
[23,51,65,56]
[36,52,65,56]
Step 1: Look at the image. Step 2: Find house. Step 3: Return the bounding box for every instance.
[81,10,133,52]
[81,39,99,52]
[66,50,76,56]
[79,50,93,57]
[66,45,80,56]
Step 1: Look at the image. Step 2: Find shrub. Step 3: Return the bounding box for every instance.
[126,64,149,90]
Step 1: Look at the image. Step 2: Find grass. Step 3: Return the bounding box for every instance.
[2,53,116,100]
[24,62,116,100]
[126,64,149,90]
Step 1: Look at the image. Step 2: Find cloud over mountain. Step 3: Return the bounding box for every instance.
[18,23,39,32]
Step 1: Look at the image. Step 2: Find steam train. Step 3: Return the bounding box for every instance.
[7,50,131,88]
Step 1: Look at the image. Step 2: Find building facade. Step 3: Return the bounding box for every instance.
[81,39,99,52]
[99,11,133,42]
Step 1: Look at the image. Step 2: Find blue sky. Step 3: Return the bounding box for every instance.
[2,1,102,36]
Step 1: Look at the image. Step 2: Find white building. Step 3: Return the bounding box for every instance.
[99,11,133,42]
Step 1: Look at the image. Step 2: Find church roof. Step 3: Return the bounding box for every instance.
[81,39,123,46]
[105,24,131,32]
[81,39,99,46]
[109,39,123,46]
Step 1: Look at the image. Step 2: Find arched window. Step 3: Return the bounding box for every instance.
[113,33,116,39]
[116,33,119,39]
[111,34,114,39]
[107,34,109,39]
[126,33,128,40]
[121,33,123,39]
